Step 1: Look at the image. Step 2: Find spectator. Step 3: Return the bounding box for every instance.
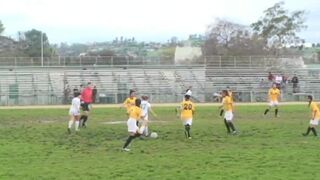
[92,86,97,103]
[275,75,282,89]
[291,74,299,93]
[63,85,71,104]
[268,72,274,82]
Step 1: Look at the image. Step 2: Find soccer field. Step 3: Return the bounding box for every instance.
[0,104,320,179]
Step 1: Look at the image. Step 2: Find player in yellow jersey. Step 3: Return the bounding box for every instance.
[264,84,281,117]
[178,94,195,139]
[220,87,233,116]
[123,98,144,151]
[219,90,237,134]
[122,89,136,114]
[303,95,319,137]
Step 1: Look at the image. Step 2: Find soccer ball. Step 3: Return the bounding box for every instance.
[150,132,158,138]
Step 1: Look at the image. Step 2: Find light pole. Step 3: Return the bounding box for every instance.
[41,32,44,67]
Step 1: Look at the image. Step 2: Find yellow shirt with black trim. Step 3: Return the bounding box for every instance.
[222,96,233,111]
[269,88,280,101]
[180,100,195,120]
[310,102,320,120]
[123,97,136,112]
[128,106,142,121]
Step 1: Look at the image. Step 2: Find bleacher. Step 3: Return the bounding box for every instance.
[0,56,320,105]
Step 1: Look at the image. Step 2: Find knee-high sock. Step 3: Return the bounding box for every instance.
[228,122,236,132]
[82,116,88,125]
[311,127,318,136]
[275,108,279,116]
[305,127,311,135]
[75,121,80,131]
[68,121,74,128]
[224,119,231,133]
[185,124,191,138]
[264,109,269,115]
[123,135,136,149]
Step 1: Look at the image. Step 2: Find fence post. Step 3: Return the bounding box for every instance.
[234,56,236,68]
[14,57,17,67]
[111,56,114,67]
[219,56,221,68]
[79,56,82,67]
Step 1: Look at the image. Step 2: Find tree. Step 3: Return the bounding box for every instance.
[23,29,53,57]
[0,20,4,35]
[204,18,266,55]
[251,1,307,54]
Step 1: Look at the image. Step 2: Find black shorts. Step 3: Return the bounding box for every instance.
[81,103,91,111]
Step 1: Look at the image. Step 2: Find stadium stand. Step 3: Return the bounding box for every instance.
[0,56,319,105]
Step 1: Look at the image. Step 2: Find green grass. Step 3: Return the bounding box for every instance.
[0,105,320,180]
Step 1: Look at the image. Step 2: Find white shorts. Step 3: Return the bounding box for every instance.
[69,110,80,116]
[127,118,139,133]
[182,118,192,126]
[224,111,233,121]
[310,119,319,126]
[269,101,279,107]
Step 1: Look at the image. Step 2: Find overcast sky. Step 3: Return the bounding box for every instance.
[0,0,319,44]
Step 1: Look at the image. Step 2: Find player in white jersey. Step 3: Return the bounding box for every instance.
[68,92,81,134]
[139,95,157,136]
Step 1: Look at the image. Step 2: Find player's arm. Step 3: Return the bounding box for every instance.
[120,99,128,109]
[176,104,182,118]
[312,109,317,120]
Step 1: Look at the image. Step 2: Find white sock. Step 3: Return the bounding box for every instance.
[75,121,80,131]
[139,125,145,134]
[68,121,74,129]
[145,126,149,136]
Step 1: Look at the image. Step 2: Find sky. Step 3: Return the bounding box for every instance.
[0,0,319,44]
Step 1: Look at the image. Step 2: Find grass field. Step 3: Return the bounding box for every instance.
[1,104,320,179]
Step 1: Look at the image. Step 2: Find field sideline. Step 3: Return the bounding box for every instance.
[1,104,320,179]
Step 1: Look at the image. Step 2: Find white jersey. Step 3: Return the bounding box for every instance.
[141,100,151,117]
[69,97,81,115]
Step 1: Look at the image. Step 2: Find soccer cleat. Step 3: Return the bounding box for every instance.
[123,148,131,152]
[302,133,308,136]
[67,128,71,134]
[232,131,238,135]
[188,137,192,140]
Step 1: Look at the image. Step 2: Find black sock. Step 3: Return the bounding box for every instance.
[305,127,311,135]
[82,116,88,126]
[123,135,136,149]
[220,109,224,116]
[228,122,236,132]
[311,127,318,136]
[224,119,231,133]
[275,109,278,116]
[185,125,191,138]
[264,109,269,115]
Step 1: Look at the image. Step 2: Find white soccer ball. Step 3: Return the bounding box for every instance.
[150,132,158,138]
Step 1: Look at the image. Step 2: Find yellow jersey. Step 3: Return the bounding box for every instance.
[123,97,136,112]
[180,100,195,120]
[269,88,280,101]
[310,102,320,120]
[222,96,233,111]
[128,106,142,120]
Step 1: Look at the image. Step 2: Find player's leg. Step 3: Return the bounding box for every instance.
[68,115,74,134]
[226,111,236,134]
[303,120,318,136]
[82,107,90,127]
[264,103,272,115]
[274,101,279,117]
[74,115,80,131]
[184,119,192,139]
[123,119,139,151]
[224,119,231,133]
